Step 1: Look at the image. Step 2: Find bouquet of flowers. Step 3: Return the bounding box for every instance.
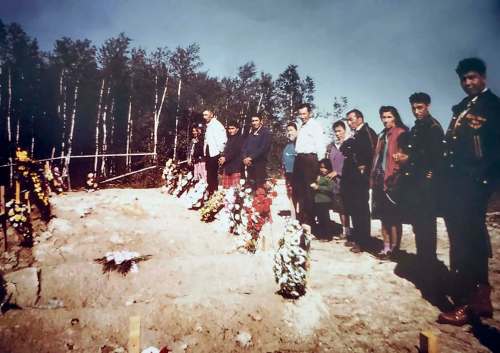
[51,166,66,193]
[94,251,152,276]
[161,159,180,194]
[225,181,253,236]
[273,219,312,299]
[174,171,195,198]
[200,190,225,222]
[85,172,98,192]
[184,179,208,209]
[6,199,33,247]
[14,149,51,221]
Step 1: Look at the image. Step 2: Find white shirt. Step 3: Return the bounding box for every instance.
[204,118,227,157]
[295,118,327,158]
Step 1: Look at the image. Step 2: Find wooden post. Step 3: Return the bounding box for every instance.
[15,181,20,203]
[128,316,140,353]
[419,331,439,353]
[24,191,30,214]
[0,186,5,216]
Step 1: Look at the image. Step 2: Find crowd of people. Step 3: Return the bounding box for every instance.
[184,57,499,327]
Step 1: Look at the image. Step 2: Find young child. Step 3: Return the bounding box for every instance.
[310,159,335,240]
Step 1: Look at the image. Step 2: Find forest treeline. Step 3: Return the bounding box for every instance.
[0,19,347,185]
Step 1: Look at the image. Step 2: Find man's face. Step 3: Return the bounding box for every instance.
[298,107,310,124]
[202,110,213,123]
[251,117,262,130]
[460,71,486,97]
[286,126,297,141]
[334,126,346,141]
[227,126,239,136]
[411,103,430,120]
[346,112,362,130]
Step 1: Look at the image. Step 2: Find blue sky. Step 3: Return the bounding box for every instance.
[1,0,499,130]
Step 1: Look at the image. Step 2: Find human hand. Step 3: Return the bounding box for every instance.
[218,156,226,166]
[310,182,319,190]
[465,113,486,129]
[358,165,366,174]
[393,152,408,164]
[426,171,433,179]
[326,171,337,180]
[243,157,252,166]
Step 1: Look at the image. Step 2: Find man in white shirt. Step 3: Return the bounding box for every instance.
[203,109,227,195]
[292,103,327,229]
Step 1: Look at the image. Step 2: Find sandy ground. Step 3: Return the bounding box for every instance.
[0,184,499,353]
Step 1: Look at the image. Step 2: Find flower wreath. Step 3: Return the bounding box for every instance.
[273,219,312,299]
[185,179,208,209]
[200,190,225,222]
[6,199,33,247]
[95,251,152,276]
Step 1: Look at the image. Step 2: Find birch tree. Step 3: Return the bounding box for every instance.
[169,44,201,159]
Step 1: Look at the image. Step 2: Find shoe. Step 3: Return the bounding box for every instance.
[437,305,471,326]
[350,244,363,253]
[344,241,356,247]
[377,250,392,261]
[470,284,493,318]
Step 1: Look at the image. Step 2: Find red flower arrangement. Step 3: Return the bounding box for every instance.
[245,179,278,242]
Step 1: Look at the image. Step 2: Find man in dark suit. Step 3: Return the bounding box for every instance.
[341,109,377,253]
[241,116,271,189]
[438,58,500,326]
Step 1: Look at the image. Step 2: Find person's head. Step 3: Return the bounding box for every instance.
[379,106,405,130]
[345,109,364,130]
[409,92,431,120]
[286,122,298,141]
[297,103,312,124]
[455,57,487,97]
[227,120,240,136]
[202,110,214,123]
[191,126,201,138]
[333,120,346,142]
[250,116,263,130]
[319,158,332,176]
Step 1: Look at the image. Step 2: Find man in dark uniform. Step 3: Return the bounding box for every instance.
[438,58,500,326]
[394,92,445,299]
[341,109,377,253]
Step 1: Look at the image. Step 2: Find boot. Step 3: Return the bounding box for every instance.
[437,305,471,326]
[470,284,493,318]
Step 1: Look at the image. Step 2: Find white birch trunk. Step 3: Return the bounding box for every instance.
[108,98,115,175]
[7,69,13,185]
[100,86,111,176]
[172,78,182,160]
[256,91,264,114]
[126,96,132,171]
[94,78,105,171]
[7,68,12,144]
[15,120,20,146]
[64,82,79,174]
[60,73,68,163]
[31,115,35,156]
[153,76,169,161]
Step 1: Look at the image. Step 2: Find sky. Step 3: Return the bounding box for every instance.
[1,0,499,131]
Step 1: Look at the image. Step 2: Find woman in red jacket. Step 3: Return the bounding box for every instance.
[371,106,408,260]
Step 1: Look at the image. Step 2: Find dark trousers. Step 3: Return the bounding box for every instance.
[206,154,220,195]
[246,159,267,189]
[443,179,491,303]
[412,214,437,262]
[342,184,371,247]
[292,154,319,226]
[313,203,333,239]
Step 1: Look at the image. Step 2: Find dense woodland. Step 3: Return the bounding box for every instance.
[0,20,347,186]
